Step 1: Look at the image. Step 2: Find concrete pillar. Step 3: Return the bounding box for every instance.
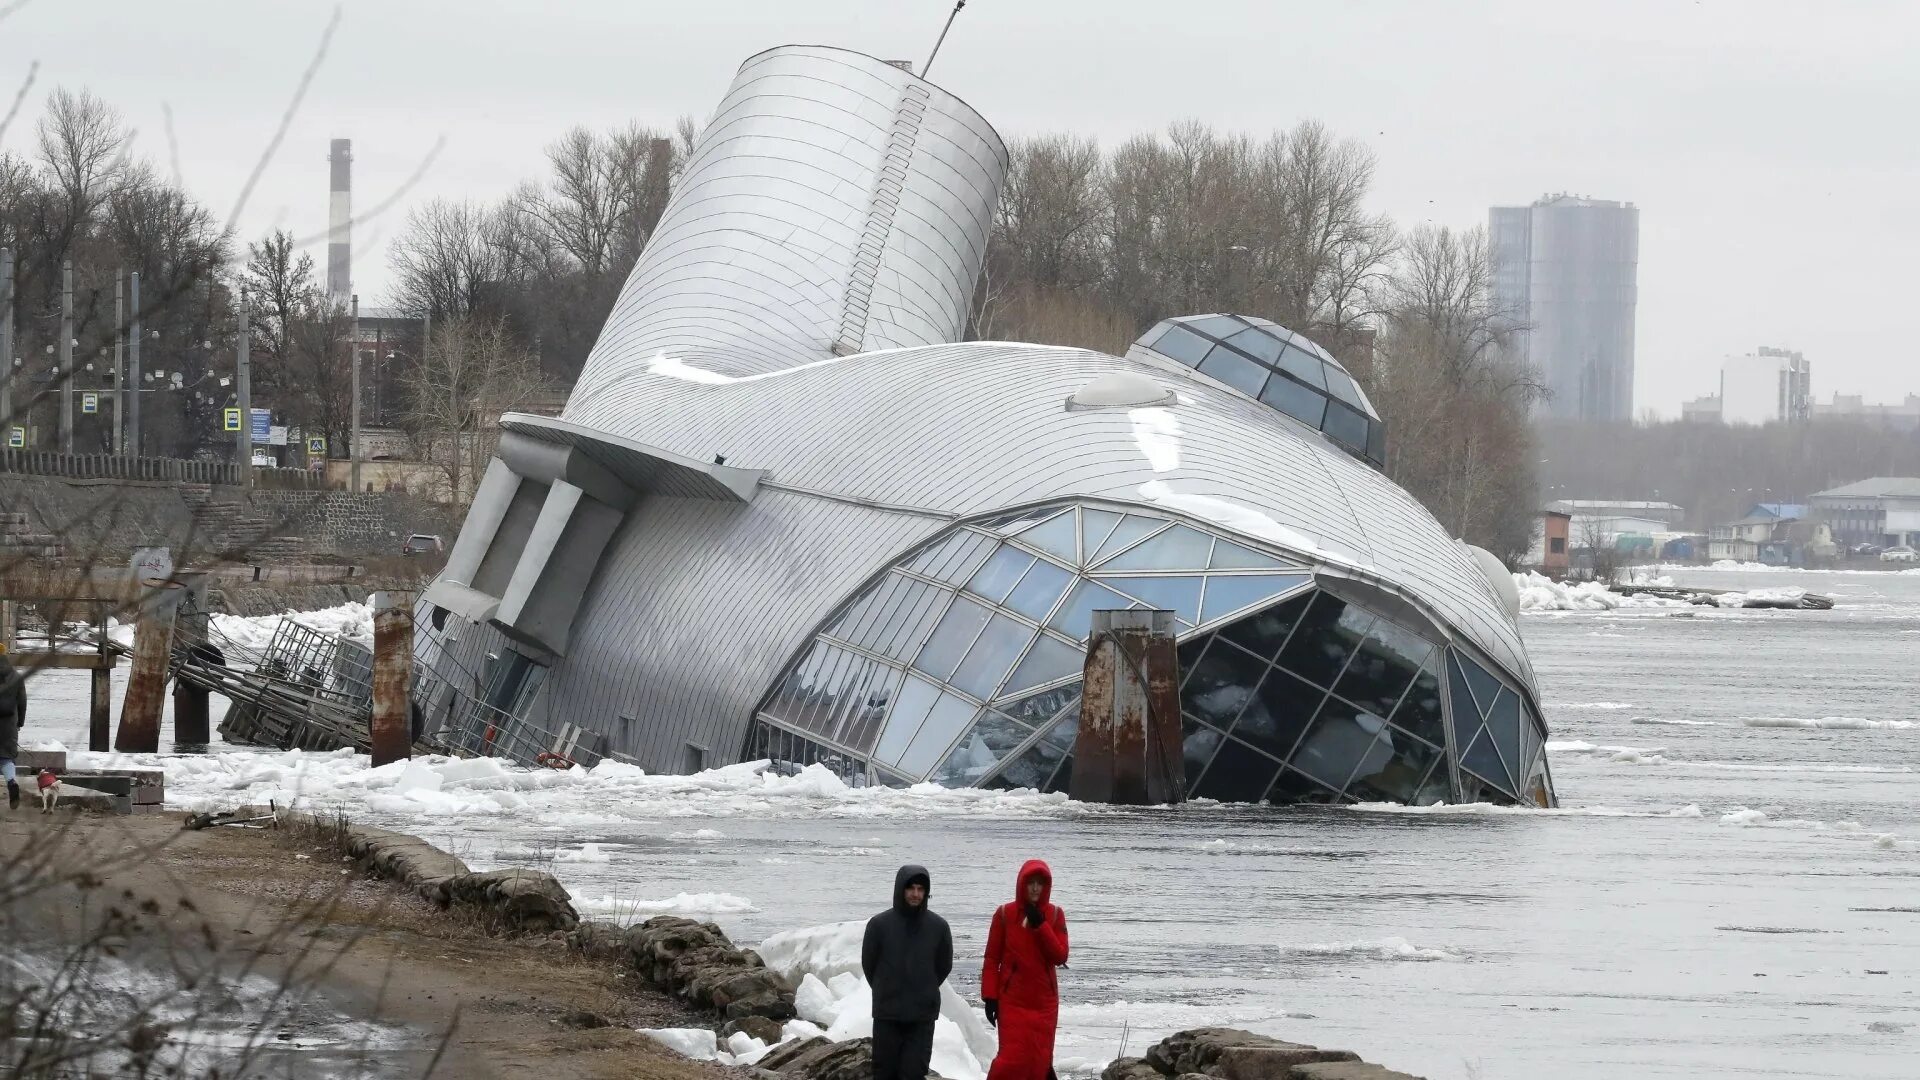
[173,678,210,747]
[89,665,112,752]
[370,589,413,766]
[115,584,183,753]
[1071,608,1185,805]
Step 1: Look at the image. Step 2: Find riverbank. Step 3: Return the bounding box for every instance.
[0,808,742,1079]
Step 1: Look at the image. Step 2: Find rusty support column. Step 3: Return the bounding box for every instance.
[370,590,413,767]
[172,680,210,747]
[1072,609,1186,805]
[115,584,183,753]
[89,665,112,751]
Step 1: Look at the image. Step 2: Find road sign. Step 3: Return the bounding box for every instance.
[308,436,326,454]
[81,392,98,414]
[223,407,241,432]
[6,426,22,448]
[250,408,270,440]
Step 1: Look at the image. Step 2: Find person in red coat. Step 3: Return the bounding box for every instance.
[981,859,1069,1080]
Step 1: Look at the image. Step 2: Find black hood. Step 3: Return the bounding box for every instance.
[893,864,931,913]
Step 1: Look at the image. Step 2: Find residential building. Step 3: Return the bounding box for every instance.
[1720,347,1810,425]
[1490,195,1639,422]
[1708,503,1830,563]
[1540,510,1571,577]
[1811,478,1920,548]
[409,45,1554,808]
[1810,393,1920,431]
[1546,500,1686,544]
[1681,394,1721,423]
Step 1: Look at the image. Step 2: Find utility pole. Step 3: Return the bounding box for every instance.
[60,260,74,453]
[114,272,126,455]
[237,290,252,483]
[1,248,13,438]
[128,272,142,456]
[350,293,361,492]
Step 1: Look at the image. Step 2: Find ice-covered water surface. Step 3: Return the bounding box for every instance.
[27,569,1920,1080]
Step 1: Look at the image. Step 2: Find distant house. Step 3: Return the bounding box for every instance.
[1811,477,1920,549]
[1709,503,1834,565]
[1541,510,1572,577]
[1547,500,1685,548]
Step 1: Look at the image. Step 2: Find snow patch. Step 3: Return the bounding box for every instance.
[1275,937,1463,963]
[1741,716,1914,731]
[554,843,613,864]
[1513,573,1686,612]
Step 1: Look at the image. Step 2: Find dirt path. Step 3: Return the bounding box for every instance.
[0,808,744,1079]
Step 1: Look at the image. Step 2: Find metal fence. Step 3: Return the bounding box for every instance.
[0,448,325,489]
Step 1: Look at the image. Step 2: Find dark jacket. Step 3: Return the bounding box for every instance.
[0,655,24,760]
[862,864,953,1023]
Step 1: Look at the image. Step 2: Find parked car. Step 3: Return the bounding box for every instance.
[1880,546,1918,563]
[1850,543,1885,558]
[401,534,444,557]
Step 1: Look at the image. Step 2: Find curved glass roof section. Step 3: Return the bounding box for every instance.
[1137,314,1385,468]
[745,499,1553,808]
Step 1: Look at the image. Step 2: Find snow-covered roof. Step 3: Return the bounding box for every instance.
[1811,477,1920,500]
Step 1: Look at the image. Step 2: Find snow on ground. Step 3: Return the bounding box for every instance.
[208,602,375,655]
[1512,572,1686,612]
[1740,716,1914,731]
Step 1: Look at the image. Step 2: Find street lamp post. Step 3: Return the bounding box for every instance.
[237,291,252,484]
[60,260,73,453]
[128,272,142,456]
[350,294,361,493]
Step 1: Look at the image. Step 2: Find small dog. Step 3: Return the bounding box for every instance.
[36,769,61,814]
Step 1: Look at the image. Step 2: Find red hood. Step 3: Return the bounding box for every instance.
[1015,858,1052,906]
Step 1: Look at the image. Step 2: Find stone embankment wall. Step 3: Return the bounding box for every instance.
[332,818,579,933]
[0,474,462,563]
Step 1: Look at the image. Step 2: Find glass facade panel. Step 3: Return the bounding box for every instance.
[1290,696,1390,791]
[1409,755,1453,805]
[1002,559,1073,622]
[1258,373,1328,429]
[1234,667,1321,759]
[967,546,1035,604]
[1223,327,1284,364]
[898,693,976,778]
[1321,399,1371,452]
[931,709,1035,787]
[1209,538,1287,570]
[1278,593,1373,687]
[1274,345,1327,390]
[1194,742,1282,802]
[1345,727,1443,804]
[1182,638,1270,729]
[912,596,992,681]
[1484,689,1526,792]
[907,529,994,583]
[1001,634,1084,697]
[1200,573,1310,625]
[998,683,1079,727]
[1365,419,1387,466]
[1198,345,1271,397]
[874,675,941,767]
[1335,617,1433,715]
[1047,580,1136,639]
[1149,325,1211,366]
[1460,727,1515,798]
[1446,650,1484,755]
[1045,755,1073,795]
[1099,575,1202,626]
[997,732,1068,790]
[870,583,949,661]
[1186,315,1246,339]
[1015,511,1079,562]
[838,667,904,753]
[949,614,1034,700]
[1455,651,1504,716]
[1321,364,1365,408]
[1101,524,1215,571]
[1220,592,1312,658]
[1389,655,1447,749]
[1182,715,1226,781]
[1091,516,1167,563]
[1080,508,1125,560]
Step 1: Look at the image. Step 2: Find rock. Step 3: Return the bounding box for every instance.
[721,1016,786,1044]
[1289,1063,1427,1080]
[1212,1045,1360,1080]
[624,915,797,1019]
[442,868,579,932]
[567,922,629,963]
[1103,1057,1166,1080]
[758,1036,832,1071]
[760,1035,874,1080]
[560,1008,611,1029]
[1144,1029,1354,1080]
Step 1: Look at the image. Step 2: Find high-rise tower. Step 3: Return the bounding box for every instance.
[327,138,352,308]
[1490,195,1639,422]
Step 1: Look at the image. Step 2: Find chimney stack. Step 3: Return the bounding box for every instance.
[327,138,352,308]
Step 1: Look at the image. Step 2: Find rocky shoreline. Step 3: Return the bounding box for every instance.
[329,813,1429,1080]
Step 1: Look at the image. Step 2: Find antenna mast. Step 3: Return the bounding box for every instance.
[921,1,967,78]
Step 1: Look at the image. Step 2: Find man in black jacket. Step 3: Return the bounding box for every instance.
[0,645,26,810]
[862,864,952,1080]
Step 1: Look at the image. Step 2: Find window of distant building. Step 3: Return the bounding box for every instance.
[1549,538,1566,554]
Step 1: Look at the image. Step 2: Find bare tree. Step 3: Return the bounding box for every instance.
[398,313,546,502]
[35,88,129,248]
[386,199,512,319]
[244,230,349,456]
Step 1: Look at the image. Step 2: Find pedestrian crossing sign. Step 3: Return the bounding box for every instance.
[223,407,242,432]
[308,436,326,454]
[6,426,22,448]
[81,392,98,414]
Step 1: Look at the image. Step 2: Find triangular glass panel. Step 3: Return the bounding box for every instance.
[1483,689,1526,793]
[1090,516,1167,563]
[1000,634,1084,698]
[1013,509,1079,562]
[1046,580,1136,640]
[1208,538,1291,570]
[1459,726,1516,799]
[965,546,1036,604]
[1445,652,1481,755]
[1101,524,1215,571]
[1455,650,1503,718]
[1079,508,1125,564]
[1198,574,1310,625]
[1096,575,1202,626]
[905,529,994,584]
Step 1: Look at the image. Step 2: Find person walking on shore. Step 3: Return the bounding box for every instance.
[862,864,953,1080]
[0,644,27,810]
[981,859,1069,1080]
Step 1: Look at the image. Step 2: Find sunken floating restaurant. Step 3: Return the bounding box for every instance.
[413,45,1553,808]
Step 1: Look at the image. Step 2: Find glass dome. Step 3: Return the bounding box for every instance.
[1134,314,1384,467]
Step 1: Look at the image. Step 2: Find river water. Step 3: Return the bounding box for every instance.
[26,567,1920,1080]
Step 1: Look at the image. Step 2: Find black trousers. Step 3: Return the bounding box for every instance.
[871,1017,936,1080]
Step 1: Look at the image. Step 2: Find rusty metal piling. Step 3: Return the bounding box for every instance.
[369,590,413,767]
[115,584,183,753]
[1072,609,1186,805]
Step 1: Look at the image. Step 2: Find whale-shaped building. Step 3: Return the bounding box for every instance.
[412,45,1554,807]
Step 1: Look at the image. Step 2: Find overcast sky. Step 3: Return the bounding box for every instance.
[6,0,1916,415]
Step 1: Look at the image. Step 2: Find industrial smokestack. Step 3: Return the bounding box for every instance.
[327,138,352,308]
